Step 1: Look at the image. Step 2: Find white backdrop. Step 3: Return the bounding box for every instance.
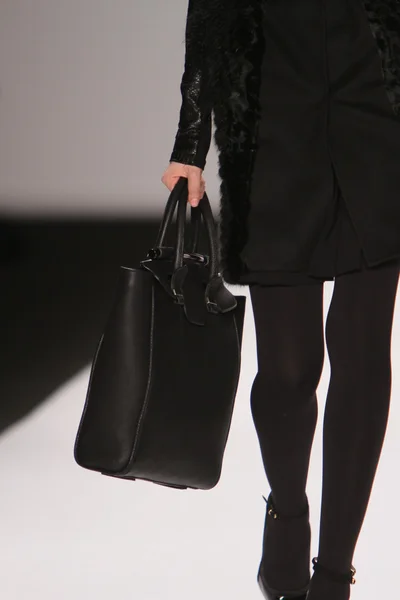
[0,0,219,216]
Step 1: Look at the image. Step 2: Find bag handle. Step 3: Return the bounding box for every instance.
[174,177,219,278]
[153,176,219,280]
[187,204,201,254]
[147,177,237,315]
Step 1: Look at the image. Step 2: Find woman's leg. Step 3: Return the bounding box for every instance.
[307,258,400,600]
[249,281,325,590]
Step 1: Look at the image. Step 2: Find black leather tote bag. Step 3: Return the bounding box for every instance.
[74,176,246,490]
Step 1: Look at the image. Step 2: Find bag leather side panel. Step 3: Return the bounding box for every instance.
[74,268,153,473]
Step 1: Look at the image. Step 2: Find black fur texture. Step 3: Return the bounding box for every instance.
[361,0,400,116]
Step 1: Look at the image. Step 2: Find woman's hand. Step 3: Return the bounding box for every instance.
[161,161,206,207]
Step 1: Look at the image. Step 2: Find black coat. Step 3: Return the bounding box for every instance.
[169,0,400,284]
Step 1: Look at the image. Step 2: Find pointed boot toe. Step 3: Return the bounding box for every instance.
[257,563,309,600]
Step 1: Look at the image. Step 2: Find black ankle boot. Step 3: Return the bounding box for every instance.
[257,492,311,600]
[306,556,357,600]
[311,557,356,584]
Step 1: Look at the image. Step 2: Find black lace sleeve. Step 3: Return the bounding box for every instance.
[169,0,213,170]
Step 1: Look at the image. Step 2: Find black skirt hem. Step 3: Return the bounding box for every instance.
[235,253,400,287]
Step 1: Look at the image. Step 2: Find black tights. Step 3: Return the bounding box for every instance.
[249,259,399,593]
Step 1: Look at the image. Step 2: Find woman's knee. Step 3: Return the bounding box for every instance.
[250,357,323,415]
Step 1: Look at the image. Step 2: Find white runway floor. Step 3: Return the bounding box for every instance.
[1,283,400,600]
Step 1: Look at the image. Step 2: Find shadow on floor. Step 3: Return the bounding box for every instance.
[0,217,210,436]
